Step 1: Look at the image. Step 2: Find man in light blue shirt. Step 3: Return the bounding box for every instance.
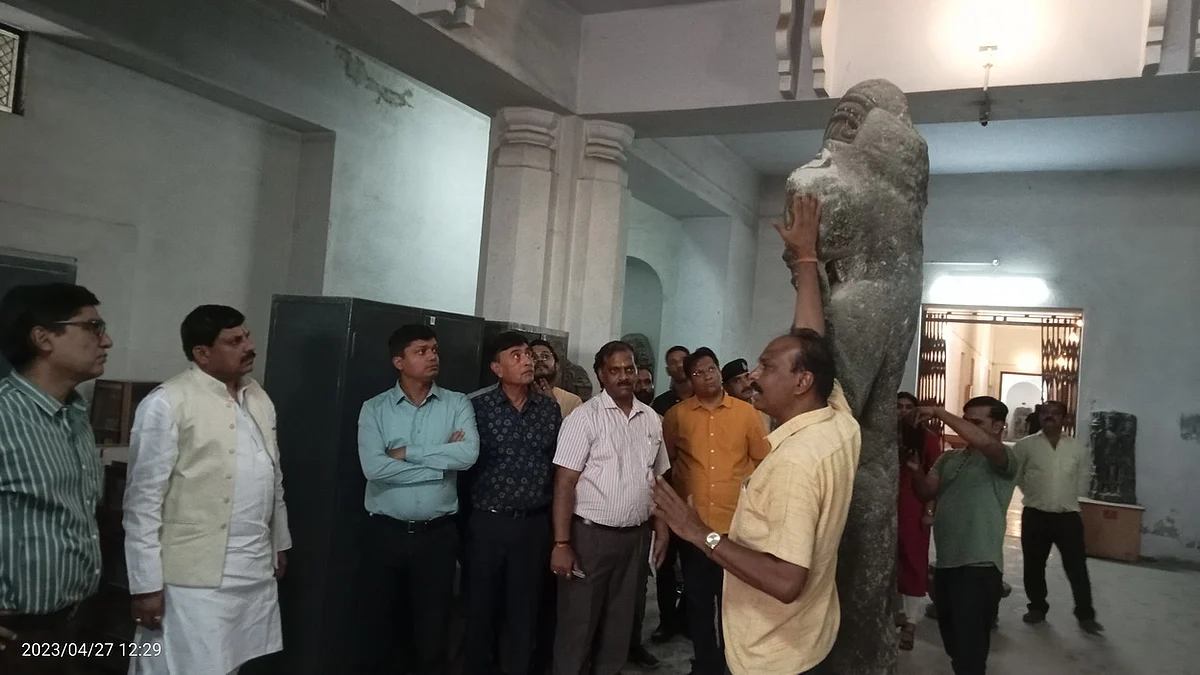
[357,323,478,675]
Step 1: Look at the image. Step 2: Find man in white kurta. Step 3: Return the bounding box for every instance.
[123,305,290,675]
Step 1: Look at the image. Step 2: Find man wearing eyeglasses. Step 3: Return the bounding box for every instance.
[0,283,111,673]
[660,347,770,675]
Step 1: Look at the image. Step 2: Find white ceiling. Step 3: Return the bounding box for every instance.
[717,110,1200,176]
[559,0,720,14]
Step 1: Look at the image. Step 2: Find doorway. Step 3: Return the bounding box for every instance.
[916,304,1084,440]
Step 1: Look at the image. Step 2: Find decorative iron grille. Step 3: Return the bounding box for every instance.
[0,23,24,115]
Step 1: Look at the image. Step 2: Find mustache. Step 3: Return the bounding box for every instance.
[750,382,763,394]
[243,352,257,362]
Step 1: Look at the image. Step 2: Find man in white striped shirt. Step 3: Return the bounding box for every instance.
[550,340,670,675]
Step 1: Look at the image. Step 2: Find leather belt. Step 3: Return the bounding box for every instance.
[372,512,454,534]
[0,603,80,632]
[573,515,647,533]
[484,505,549,519]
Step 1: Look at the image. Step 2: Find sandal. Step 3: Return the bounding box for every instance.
[899,623,915,651]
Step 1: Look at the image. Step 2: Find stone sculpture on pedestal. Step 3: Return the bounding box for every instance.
[1089,411,1138,505]
[782,79,929,675]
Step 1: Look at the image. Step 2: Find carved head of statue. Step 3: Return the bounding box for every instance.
[620,333,656,372]
[784,79,929,268]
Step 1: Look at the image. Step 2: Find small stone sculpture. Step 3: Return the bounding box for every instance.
[620,333,656,371]
[782,79,928,675]
[560,360,594,402]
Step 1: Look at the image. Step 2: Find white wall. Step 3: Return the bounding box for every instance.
[754,170,1200,561]
[12,0,491,315]
[626,198,682,388]
[0,38,304,382]
[827,0,1149,96]
[988,324,1043,394]
[621,256,665,363]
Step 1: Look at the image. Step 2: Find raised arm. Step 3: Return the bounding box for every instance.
[775,193,825,336]
[919,407,1011,472]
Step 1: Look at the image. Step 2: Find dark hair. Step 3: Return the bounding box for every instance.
[897,391,919,407]
[593,340,635,378]
[786,328,836,400]
[683,347,719,376]
[530,338,557,362]
[964,396,1008,423]
[489,331,528,363]
[181,305,245,361]
[0,283,101,369]
[388,324,437,358]
[665,345,689,359]
[1043,400,1067,415]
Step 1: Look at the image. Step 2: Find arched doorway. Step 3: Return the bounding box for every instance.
[621,256,664,371]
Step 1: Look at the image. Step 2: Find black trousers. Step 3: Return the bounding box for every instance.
[359,514,459,675]
[1021,508,1095,621]
[631,531,684,647]
[933,565,1003,675]
[467,510,551,675]
[680,543,726,675]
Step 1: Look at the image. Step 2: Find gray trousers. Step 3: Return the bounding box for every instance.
[552,518,650,675]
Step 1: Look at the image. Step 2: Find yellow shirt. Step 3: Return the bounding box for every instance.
[553,386,583,419]
[1014,432,1090,513]
[722,382,860,675]
[662,394,770,534]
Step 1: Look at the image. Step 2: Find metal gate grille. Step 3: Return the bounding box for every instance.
[1042,316,1083,436]
[916,310,947,434]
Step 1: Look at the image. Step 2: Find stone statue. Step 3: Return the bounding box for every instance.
[782,79,928,675]
[560,360,594,402]
[620,333,656,371]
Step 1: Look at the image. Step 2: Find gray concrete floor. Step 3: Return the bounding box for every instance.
[632,493,1200,675]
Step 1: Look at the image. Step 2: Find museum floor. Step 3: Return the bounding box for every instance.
[634,497,1200,675]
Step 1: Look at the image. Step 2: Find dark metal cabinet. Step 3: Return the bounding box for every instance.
[262,296,483,675]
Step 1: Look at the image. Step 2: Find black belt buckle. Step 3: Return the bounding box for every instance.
[399,514,450,533]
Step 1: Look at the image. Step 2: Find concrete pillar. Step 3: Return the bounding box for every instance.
[477,108,635,380]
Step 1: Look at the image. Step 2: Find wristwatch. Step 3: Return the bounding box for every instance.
[705,532,722,550]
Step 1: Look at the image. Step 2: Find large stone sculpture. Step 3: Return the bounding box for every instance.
[621,333,656,371]
[1089,411,1137,505]
[782,79,928,675]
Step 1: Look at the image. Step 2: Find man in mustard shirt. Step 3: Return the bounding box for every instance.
[662,347,770,675]
[653,195,860,675]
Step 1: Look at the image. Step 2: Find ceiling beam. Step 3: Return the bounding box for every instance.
[595,73,1200,137]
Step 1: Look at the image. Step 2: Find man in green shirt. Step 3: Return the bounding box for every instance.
[909,396,1017,675]
[0,283,111,669]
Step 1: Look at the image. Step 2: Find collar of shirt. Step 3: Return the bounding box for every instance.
[188,363,256,402]
[764,381,847,450]
[599,388,652,420]
[482,383,551,412]
[684,392,732,412]
[7,371,86,416]
[391,381,445,407]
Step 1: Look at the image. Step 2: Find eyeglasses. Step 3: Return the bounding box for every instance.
[55,319,107,338]
[689,366,719,379]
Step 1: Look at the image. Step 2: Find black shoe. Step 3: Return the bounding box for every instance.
[1079,618,1105,635]
[629,644,660,670]
[1001,581,1013,598]
[1023,610,1047,624]
[650,623,676,643]
[924,602,938,620]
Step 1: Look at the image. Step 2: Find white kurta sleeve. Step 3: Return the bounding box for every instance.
[123,389,178,594]
[271,451,292,554]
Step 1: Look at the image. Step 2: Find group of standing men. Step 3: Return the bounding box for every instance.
[2,187,1106,675]
[896,390,1104,675]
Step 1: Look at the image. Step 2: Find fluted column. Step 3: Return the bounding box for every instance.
[561,120,635,377]
[476,107,561,326]
[477,109,635,387]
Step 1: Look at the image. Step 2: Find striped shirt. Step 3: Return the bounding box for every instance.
[0,372,103,614]
[553,390,670,528]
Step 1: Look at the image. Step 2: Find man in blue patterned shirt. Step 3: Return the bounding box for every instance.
[466,332,561,675]
[0,283,110,671]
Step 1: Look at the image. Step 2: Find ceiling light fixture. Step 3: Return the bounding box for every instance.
[978,44,998,126]
[928,274,1049,306]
